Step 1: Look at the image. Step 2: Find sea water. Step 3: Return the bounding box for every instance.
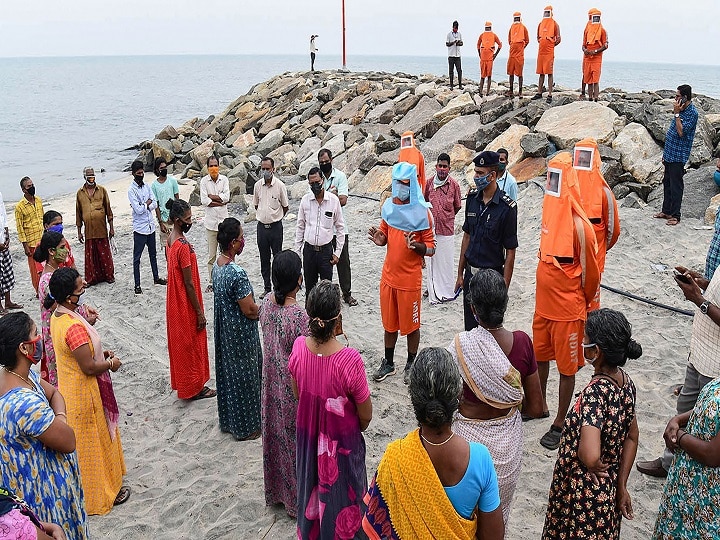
[1,54,719,200]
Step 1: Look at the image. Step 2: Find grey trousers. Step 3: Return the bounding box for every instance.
[661,362,714,470]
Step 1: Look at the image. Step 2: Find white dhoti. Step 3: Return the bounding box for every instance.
[426,234,458,304]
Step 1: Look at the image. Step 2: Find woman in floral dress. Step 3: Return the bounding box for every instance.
[543,309,641,540]
[259,250,308,517]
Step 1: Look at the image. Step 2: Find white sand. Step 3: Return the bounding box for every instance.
[3,175,708,539]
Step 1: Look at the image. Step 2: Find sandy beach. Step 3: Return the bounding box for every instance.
[2,171,709,539]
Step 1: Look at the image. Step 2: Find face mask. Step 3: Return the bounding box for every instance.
[237,237,245,254]
[714,170,720,187]
[26,186,36,197]
[52,246,69,262]
[320,163,333,177]
[85,179,96,187]
[436,167,449,181]
[396,184,411,202]
[310,182,323,196]
[582,343,597,363]
[133,174,144,185]
[69,290,85,306]
[181,222,192,233]
[497,162,507,173]
[22,336,43,365]
[208,166,220,179]
[48,224,63,234]
[158,169,168,178]
[474,173,491,191]
[262,170,273,181]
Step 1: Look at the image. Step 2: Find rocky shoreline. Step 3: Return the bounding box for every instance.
[132,70,720,221]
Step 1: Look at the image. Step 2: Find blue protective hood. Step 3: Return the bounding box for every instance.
[381,162,432,232]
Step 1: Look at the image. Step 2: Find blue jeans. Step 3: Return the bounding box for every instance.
[133,231,159,287]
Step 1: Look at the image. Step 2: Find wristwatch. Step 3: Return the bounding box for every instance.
[700,300,712,314]
[675,113,680,118]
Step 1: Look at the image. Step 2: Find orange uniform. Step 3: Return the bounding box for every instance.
[573,137,620,310]
[536,6,560,75]
[477,27,502,78]
[533,152,600,376]
[398,132,426,193]
[582,9,607,84]
[507,14,529,76]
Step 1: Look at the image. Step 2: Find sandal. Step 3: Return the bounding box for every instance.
[522,410,550,422]
[5,302,23,310]
[531,93,543,100]
[190,386,217,400]
[654,212,671,219]
[344,294,359,307]
[540,425,563,450]
[546,95,553,103]
[114,486,131,506]
[666,218,680,226]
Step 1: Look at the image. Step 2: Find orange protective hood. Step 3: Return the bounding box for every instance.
[510,14,525,42]
[398,131,426,192]
[585,8,603,44]
[539,7,557,40]
[573,138,605,220]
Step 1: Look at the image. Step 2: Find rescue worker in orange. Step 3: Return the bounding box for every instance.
[398,131,427,193]
[579,10,592,100]
[573,137,620,311]
[581,8,608,102]
[532,6,561,103]
[476,21,502,98]
[533,152,600,451]
[506,12,530,97]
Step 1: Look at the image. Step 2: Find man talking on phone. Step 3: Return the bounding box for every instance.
[655,84,698,226]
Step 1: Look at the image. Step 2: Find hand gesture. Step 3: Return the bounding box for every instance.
[663,415,682,451]
[586,458,610,485]
[674,270,704,305]
[368,226,386,246]
[85,306,100,325]
[160,222,170,235]
[23,244,32,257]
[43,522,67,540]
[674,266,708,289]
[405,232,418,250]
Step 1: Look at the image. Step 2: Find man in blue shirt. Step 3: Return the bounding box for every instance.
[496,148,519,201]
[655,84,698,226]
[128,160,167,294]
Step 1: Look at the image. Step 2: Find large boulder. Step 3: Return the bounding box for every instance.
[258,112,289,137]
[343,140,376,175]
[611,123,663,185]
[353,165,393,194]
[433,93,475,127]
[421,115,484,161]
[323,133,346,160]
[151,139,175,163]
[448,144,476,174]
[323,124,353,144]
[484,124,530,167]
[228,130,256,149]
[329,95,370,124]
[190,139,215,167]
[392,96,442,137]
[254,129,285,157]
[535,101,619,149]
[510,157,547,183]
[705,193,720,226]
[298,136,323,163]
[156,125,178,141]
[521,132,552,158]
[365,100,396,124]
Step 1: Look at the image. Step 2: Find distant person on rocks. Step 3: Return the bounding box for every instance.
[579,10,592,100]
[151,157,179,268]
[199,155,229,290]
[654,84,698,226]
[253,156,289,300]
[423,153,461,304]
[532,5,561,103]
[398,131,427,192]
[581,9,608,102]
[128,160,166,295]
[75,167,114,286]
[446,20,464,90]
[14,176,44,294]
[455,151,518,332]
[496,148,519,201]
[369,162,436,384]
[319,148,357,306]
[636,263,720,479]
[533,153,600,451]
[0,189,22,314]
[506,12,529,97]
[310,35,318,71]
[294,167,345,297]
[477,21,502,98]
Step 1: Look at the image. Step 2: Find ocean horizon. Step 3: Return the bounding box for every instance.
[2,53,719,201]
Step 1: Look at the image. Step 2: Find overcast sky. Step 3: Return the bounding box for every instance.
[1,0,717,65]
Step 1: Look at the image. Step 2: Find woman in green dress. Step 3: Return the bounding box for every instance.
[212,217,261,440]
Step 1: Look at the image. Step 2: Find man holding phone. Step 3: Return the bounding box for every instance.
[655,84,698,226]
[446,21,463,90]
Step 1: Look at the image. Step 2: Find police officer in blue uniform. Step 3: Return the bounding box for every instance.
[455,151,518,331]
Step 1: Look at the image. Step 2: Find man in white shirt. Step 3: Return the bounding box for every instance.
[0,189,21,314]
[295,167,345,297]
[446,21,464,90]
[200,155,230,289]
[318,148,357,306]
[254,156,289,298]
[128,160,166,294]
[310,35,318,71]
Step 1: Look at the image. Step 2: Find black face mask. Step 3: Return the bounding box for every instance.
[158,169,168,178]
[310,182,323,196]
[133,174,144,185]
[181,222,192,233]
[26,186,36,197]
[320,163,333,176]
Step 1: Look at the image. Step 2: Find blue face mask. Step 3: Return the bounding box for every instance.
[396,183,411,202]
[714,170,720,188]
[474,173,491,191]
[497,162,507,173]
[48,224,63,234]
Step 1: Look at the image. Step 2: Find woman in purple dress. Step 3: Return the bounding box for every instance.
[259,250,308,518]
[289,280,373,539]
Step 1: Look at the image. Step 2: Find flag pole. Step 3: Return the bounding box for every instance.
[341,0,347,70]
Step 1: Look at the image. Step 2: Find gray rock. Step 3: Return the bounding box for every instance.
[254,129,285,157]
[598,144,621,161]
[612,183,631,199]
[611,123,663,185]
[343,140,376,175]
[298,137,322,163]
[228,162,248,183]
[479,98,513,125]
[359,154,379,172]
[620,192,645,208]
[377,149,400,166]
[248,155,263,169]
[600,160,626,188]
[393,93,421,117]
[151,139,175,163]
[323,133,346,159]
[521,132,551,158]
[345,127,366,148]
[422,115,484,161]
[300,101,322,123]
[323,124,353,144]
[258,112,289,137]
[365,100,396,124]
[216,116,236,139]
[156,125,178,140]
[376,138,399,153]
[625,182,654,201]
[392,96,442,137]
[285,126,312,145]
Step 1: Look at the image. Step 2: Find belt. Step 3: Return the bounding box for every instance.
[308,241,333,252]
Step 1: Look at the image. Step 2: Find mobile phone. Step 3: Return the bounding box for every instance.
[673,269,691,284]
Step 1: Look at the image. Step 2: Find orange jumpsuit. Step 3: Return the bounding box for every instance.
[582,11,607,84]
[477,31,502,78]
[398,132,426,193]
[536,11,560,75]
[507,17,529,76]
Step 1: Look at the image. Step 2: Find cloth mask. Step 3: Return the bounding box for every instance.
[158,169,168,178]
[181,222,192,233]
[497,162,507,173]
[26,186,36,196]
[474,173,491,191]
[85,179,96,187]
[262,170,273,181]
[48,224,63,234]
[23,336,44,365]
[310,182,323,196]
[208,166,220,179]
[133,174,144,185]
[53,246,68,262]
[320,163,333,177]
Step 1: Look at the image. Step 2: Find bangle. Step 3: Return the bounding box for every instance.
[106,358,113,370]
[677,430,689,447]
[56,412,67,418]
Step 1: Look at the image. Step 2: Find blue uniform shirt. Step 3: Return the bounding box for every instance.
[462,187,518,271]
[663,103,698,164]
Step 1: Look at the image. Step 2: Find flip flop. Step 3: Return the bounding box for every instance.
[114,486,131,506]
[190,386,217,400]
[522,411,550,422]
[540,425,563,450]
[666,218,680,226]
[531,93,543,100]
[654,212,670,219]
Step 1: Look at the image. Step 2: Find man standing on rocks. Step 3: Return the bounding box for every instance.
[76,167,115,285]
[654,84,698,226]
[319,149,357,306]
[533,153,600,450]
[294,167,345,297]
[14,176,44,293]
[0,189,22,314]
[369,162,435,383]
[200,155,229,290]
[455,151,518,331]
[254,156,289,299]
[476,21,502,98]
[533,5,561,103]
[424,153,461,304]
[310,35,318,72]
[446,21,464,91]
[581,9,608,102]
[506,12,529,97]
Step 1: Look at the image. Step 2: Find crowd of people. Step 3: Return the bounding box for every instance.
[0,81,717,539]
